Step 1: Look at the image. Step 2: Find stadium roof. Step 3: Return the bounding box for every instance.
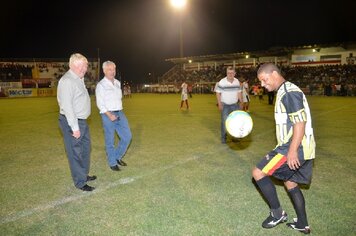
[166,41,356,64]
[0,58,98,63]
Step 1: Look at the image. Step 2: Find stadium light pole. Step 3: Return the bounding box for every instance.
[97,48,100,81]
[170,0,187,58]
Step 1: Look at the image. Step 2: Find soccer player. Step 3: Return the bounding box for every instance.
[252,63,315,234]
[215,66,243,143]
[180,81,189,110]
[241,78,250,112]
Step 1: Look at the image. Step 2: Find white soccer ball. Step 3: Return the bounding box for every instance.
[225,110,253,138]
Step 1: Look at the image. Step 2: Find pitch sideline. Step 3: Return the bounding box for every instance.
[0,155,201,225]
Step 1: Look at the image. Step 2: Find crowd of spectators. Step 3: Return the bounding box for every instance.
[0,62,98,92]
[1,61,356,96]
[0,63,32,81]
[161,64,356,96]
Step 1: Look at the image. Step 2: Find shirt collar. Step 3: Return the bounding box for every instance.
[103,77,119,85]
[69,69,83,80]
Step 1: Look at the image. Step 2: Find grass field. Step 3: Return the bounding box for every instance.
[0,94,355,236]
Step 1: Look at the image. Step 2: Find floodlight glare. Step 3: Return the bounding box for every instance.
[170,0,187,9]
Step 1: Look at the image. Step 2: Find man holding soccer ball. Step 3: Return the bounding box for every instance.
[215,66,243,143]
[252,63,315,234]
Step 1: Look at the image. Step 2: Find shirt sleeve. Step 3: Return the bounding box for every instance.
[95,82,108,114]
[283,91,307,124]
[215,81,222,93]
[57,79,79,131]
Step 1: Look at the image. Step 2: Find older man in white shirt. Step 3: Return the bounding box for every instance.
[95,61,132,171]
[57,53,96,191]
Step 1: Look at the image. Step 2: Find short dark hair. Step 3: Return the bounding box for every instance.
[257,63,281,76]
[226,66,235,71]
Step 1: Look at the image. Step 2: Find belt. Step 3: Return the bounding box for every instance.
[60,114,86,120]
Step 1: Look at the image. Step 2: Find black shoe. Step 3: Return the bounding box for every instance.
[110,165,121,171]
[87,175,97,181]
[262,211,288,228]
[286,218,311,234]
[117,159,127,166]
[79,184,95,191]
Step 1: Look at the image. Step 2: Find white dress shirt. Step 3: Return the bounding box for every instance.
[95,77,123,114]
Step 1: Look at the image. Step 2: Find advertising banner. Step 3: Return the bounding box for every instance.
[37,88,56,97]
[8,89,37,97]
[0,82,22,88]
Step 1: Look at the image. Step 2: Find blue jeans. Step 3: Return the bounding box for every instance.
[101,110,132,167]
[59,115,91,189]
[221,103,239,142]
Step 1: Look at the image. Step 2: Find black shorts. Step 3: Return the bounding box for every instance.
[256,150,313,185]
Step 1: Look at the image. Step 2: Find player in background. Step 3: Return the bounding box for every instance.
[215,66,243,143]
[257,85,264,101]
[240,78,250,112]
[180,81,189,110]
[127,84,132,98]
[123,83,128,98]
[252,63,315,234]
[188,83,193,98]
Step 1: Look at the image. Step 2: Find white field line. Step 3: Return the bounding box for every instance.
[0,155,201,225]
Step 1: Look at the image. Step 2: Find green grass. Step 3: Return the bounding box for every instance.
[0,94,355,235]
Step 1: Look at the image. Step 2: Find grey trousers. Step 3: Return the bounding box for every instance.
[59,115,91,189]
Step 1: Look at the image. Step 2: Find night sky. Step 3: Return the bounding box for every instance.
[1,0,355,83]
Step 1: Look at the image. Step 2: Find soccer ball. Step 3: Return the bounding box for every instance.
[225,110,253,138]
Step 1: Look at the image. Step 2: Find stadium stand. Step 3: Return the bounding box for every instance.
[156,42,356,96]
[0,59,99,97]
[1,43,355,97]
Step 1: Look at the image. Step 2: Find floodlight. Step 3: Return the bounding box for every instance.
[170,0,187,9]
